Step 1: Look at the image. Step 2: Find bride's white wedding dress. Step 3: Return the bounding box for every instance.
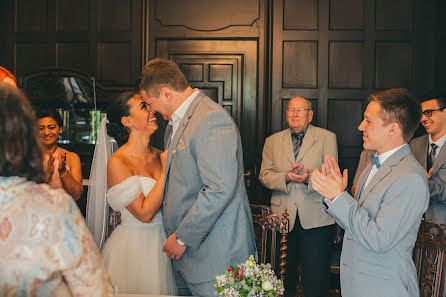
[101,175,177,295]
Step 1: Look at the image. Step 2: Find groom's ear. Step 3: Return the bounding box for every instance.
[160,87,173,102]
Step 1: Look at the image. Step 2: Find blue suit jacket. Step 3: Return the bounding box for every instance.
[324,145,429,297]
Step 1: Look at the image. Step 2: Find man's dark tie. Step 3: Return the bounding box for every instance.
[370,153,381,169]
[164,123,173,150]
[427,143,439,170]
[292,131,304,159]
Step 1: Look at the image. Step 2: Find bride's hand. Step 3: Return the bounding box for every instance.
[160,150,168,168]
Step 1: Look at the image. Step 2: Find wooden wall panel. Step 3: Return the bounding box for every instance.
[283,0,318,30]
[57,0,89,32]
[98,0,132,32]
[327,100,363,147]
[168,52,242,123]
[209,64,233,100]
[57,43,90,73]
[16,43,49,74]
[17,0,47,32]
[329,41,364,89]
[329,0,364,30]
[98,42,132,85]
[439,38,446,90]
[179,64,203,82]
[155,0,259,31]
[282,41,318,88]
[327,99,364,183]
[375,42,411,89]
[376,0,411,31]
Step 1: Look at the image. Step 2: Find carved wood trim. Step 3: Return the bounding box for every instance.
[414,221,446,297]
[250,204,289,280]
[154,0,260,32]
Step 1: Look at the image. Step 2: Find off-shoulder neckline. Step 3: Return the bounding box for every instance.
[108,175,156,191]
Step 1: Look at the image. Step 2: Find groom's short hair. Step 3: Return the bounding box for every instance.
[368,88,421,142]
[140,58,189,96]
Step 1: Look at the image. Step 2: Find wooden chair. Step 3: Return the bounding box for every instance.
[250,204,290,281]
[413,221,446,297]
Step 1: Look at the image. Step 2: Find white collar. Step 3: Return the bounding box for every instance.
[169,89,199,125]
[377,143,407,165]
[428,132,446,149]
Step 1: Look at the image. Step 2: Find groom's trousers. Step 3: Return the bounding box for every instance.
[173,263,216,297]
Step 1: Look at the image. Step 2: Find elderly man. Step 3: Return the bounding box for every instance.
[259,96,337,297]
[410,93,446,224]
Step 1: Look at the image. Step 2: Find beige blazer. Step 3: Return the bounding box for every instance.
[259,124,337,230]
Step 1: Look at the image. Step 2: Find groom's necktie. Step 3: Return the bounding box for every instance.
[427,143,439,170]
[164,123,173,150]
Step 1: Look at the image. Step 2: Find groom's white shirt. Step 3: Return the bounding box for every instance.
[167,89,199,143]
[166,88,199,246]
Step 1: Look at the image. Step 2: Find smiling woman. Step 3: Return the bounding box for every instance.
[36,108,84,200]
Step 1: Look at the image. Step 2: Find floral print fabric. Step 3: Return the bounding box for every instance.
[0,176,114,297]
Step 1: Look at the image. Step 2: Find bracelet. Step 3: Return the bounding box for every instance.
[60,170,68,178]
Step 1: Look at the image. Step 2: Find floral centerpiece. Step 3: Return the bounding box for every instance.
[215,255,284,297]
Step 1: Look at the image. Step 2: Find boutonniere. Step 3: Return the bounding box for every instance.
[172,139,186,152]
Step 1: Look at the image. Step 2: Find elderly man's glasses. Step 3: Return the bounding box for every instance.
[422,107,445,117]
[287,108,311,114]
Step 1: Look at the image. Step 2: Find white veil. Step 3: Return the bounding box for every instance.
[86,117,115,250]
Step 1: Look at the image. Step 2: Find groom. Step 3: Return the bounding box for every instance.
[140,58,256,296]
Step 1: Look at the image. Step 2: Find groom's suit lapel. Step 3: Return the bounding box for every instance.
[357,145,410,207]
[164,92,205,178]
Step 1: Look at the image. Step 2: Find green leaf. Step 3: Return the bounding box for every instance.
[239,288,249,297]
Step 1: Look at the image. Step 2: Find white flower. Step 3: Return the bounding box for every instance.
[222,287,241,297]
[261,280,274,291]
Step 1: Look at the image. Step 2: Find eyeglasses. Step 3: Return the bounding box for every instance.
[286,108,311,114]
[422,107,445,117]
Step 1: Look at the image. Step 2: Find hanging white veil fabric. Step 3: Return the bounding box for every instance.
[86,117,115,250]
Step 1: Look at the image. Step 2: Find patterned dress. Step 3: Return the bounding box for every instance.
[0,176,115,297]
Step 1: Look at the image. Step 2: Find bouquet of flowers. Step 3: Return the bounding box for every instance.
[215,255,284,297]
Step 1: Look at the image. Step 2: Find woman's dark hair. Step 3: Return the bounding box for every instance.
[106,91,137,147]
[35,108,64,128]
[0,83,44,182]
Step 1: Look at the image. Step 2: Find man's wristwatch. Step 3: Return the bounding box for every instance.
[176,238,186,246]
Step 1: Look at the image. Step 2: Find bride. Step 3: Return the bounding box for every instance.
[87,91,177,295]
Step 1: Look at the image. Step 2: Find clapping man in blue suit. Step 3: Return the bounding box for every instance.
[311,88,429,297]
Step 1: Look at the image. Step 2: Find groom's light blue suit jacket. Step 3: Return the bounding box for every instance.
[324,145,429,297]
[162,91,256,284]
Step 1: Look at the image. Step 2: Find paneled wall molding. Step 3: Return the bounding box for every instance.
[5,0,142,89]
[154,0,260,31]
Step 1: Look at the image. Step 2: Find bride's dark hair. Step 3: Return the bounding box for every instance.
[106,91,137,147]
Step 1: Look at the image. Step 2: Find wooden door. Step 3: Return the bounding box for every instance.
[145,0,267,203]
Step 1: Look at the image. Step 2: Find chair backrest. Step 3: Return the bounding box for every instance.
[413,221,446,297]
[250,204,289,281]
